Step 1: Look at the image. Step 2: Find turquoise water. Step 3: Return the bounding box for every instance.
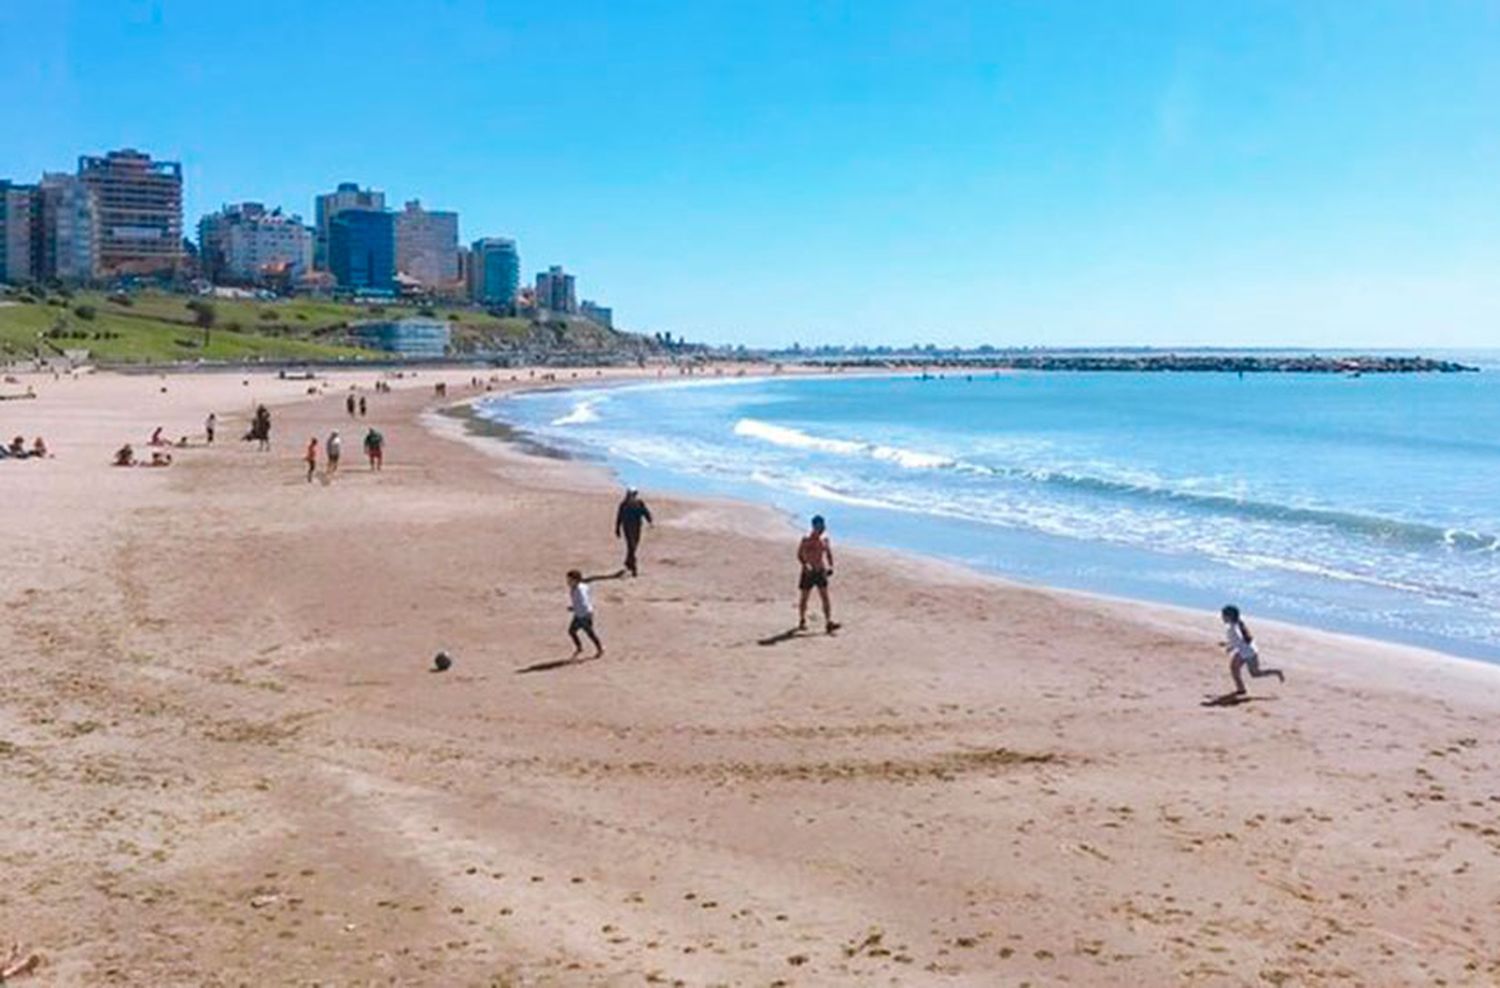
[481,363,1500,661]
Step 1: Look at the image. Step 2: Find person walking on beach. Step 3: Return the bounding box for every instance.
[797,515,840,634]
[253,405,272,451]
[363,427,384,471]
[614,488,654,576]
[326,430,342,476]
[346,394,356,417]
[205,412,216,445]
[566,569,604,658]
[304,436,319,483]
[1221,605,1284,694]
[358,395,367,417]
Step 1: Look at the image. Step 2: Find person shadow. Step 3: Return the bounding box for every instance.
[516,656,597,675]
[1201,692,1277,708]
[757,627,808,647]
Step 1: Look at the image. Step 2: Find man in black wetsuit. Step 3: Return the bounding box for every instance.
[614,488,654,577]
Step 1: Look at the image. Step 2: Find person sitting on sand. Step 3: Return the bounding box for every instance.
[113,443,136,466]
[1222,605,1284,694]
[363,427,384,471]
[614,488,654,577]
[150,426,166,446]
[566,569,604,659]
[8,435,29,458]
[304,436,319,483]
[797,515,840,634]
[148,450,173,467]
[31,437,49,458]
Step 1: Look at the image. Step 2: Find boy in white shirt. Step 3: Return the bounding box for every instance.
[567,570,604,659]
[1222,604,1284,694]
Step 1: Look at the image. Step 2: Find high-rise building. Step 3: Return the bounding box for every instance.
[395,200,459,289]
[328,208,396,293]
[535,265,577,314]
[38,173,99,283]
[0,180,39,284]
[314,182,384,270]
[78,149,184,277]
[580,299,613,329]
[198,203,312,285]
[469,237,520,307]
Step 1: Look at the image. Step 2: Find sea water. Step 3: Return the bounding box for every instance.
[480,361,1500,661]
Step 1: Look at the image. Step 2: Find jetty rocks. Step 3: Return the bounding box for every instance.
[829,354,1478,374]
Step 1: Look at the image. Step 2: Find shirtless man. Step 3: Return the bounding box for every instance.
[797,515,840,634]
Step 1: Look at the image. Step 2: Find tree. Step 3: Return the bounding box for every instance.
[187,299,217,347]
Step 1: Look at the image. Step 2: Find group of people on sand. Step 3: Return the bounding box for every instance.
[560,493,841,660]
[345,394,368,418]
[1,435,49,460]
[304,427,383,481]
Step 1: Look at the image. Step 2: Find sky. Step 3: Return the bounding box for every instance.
[3,0,1499,348]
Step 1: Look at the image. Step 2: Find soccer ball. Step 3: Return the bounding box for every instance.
[433,650,453,672]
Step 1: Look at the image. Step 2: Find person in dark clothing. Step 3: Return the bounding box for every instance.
[614,488,654,576]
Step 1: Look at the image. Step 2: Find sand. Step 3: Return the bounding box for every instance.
[3,366,1500,986]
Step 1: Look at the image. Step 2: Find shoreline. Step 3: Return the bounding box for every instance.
[462,376,1500,670]
[6,366,1500,985]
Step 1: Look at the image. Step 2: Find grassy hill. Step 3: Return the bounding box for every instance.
[0,288,635,364]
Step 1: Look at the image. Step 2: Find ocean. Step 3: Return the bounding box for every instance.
[479,359,1500,662]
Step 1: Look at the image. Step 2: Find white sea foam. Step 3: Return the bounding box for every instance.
[552,397,603,426]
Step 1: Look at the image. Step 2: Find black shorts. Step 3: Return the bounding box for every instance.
[569,615,595,634]
[799,569,829,591]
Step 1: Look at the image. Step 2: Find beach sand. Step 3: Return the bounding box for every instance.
[3,367,1500,986]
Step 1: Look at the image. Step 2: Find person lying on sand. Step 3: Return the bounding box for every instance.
[30,437,49,458]
[566,569,605,659]
[7,435,28,458]
[1222,604,1284,694]
[148,450,173,467]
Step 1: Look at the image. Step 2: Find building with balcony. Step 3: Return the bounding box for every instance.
[78,149,184,277]
[469,237,520,307]
[0,180,38,284]
[395,200,459,289]
[198,203,312,286]
[328,208,396,293]
[314,182,385,270]
[535,264,577,314]
[38,173,99,283]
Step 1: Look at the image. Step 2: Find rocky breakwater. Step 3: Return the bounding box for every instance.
[833,354,1479,374]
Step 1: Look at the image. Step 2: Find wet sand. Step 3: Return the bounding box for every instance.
[3,367,1500,986]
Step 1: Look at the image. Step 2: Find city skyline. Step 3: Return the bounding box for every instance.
[4,2,1499,347]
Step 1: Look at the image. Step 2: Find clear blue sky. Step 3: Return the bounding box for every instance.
[5,1,1499,348]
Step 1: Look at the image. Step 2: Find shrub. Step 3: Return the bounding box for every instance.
[224,320,243,332]
[418,306,436,318]
[73,304,97,321]
[109,293,133,306]
[367,305,386,316]
[295,312,308,321]
[260,309,278,320]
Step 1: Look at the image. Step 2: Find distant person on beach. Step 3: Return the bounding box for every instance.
[113,443,135,466]
[8,435,28,458]
[326,430,342,476]
[253,405,272,451]
[1222,605,1284,694]
[304,436,319,483]
[363,427,384,470]
[205,412,216,445]
[346,394,356,417]
[566,569,604,658]
[31,437,49,458]
[614,488,654,576]
[150,426,166,446]
[358,395,367,417]
[797,515,840,634]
